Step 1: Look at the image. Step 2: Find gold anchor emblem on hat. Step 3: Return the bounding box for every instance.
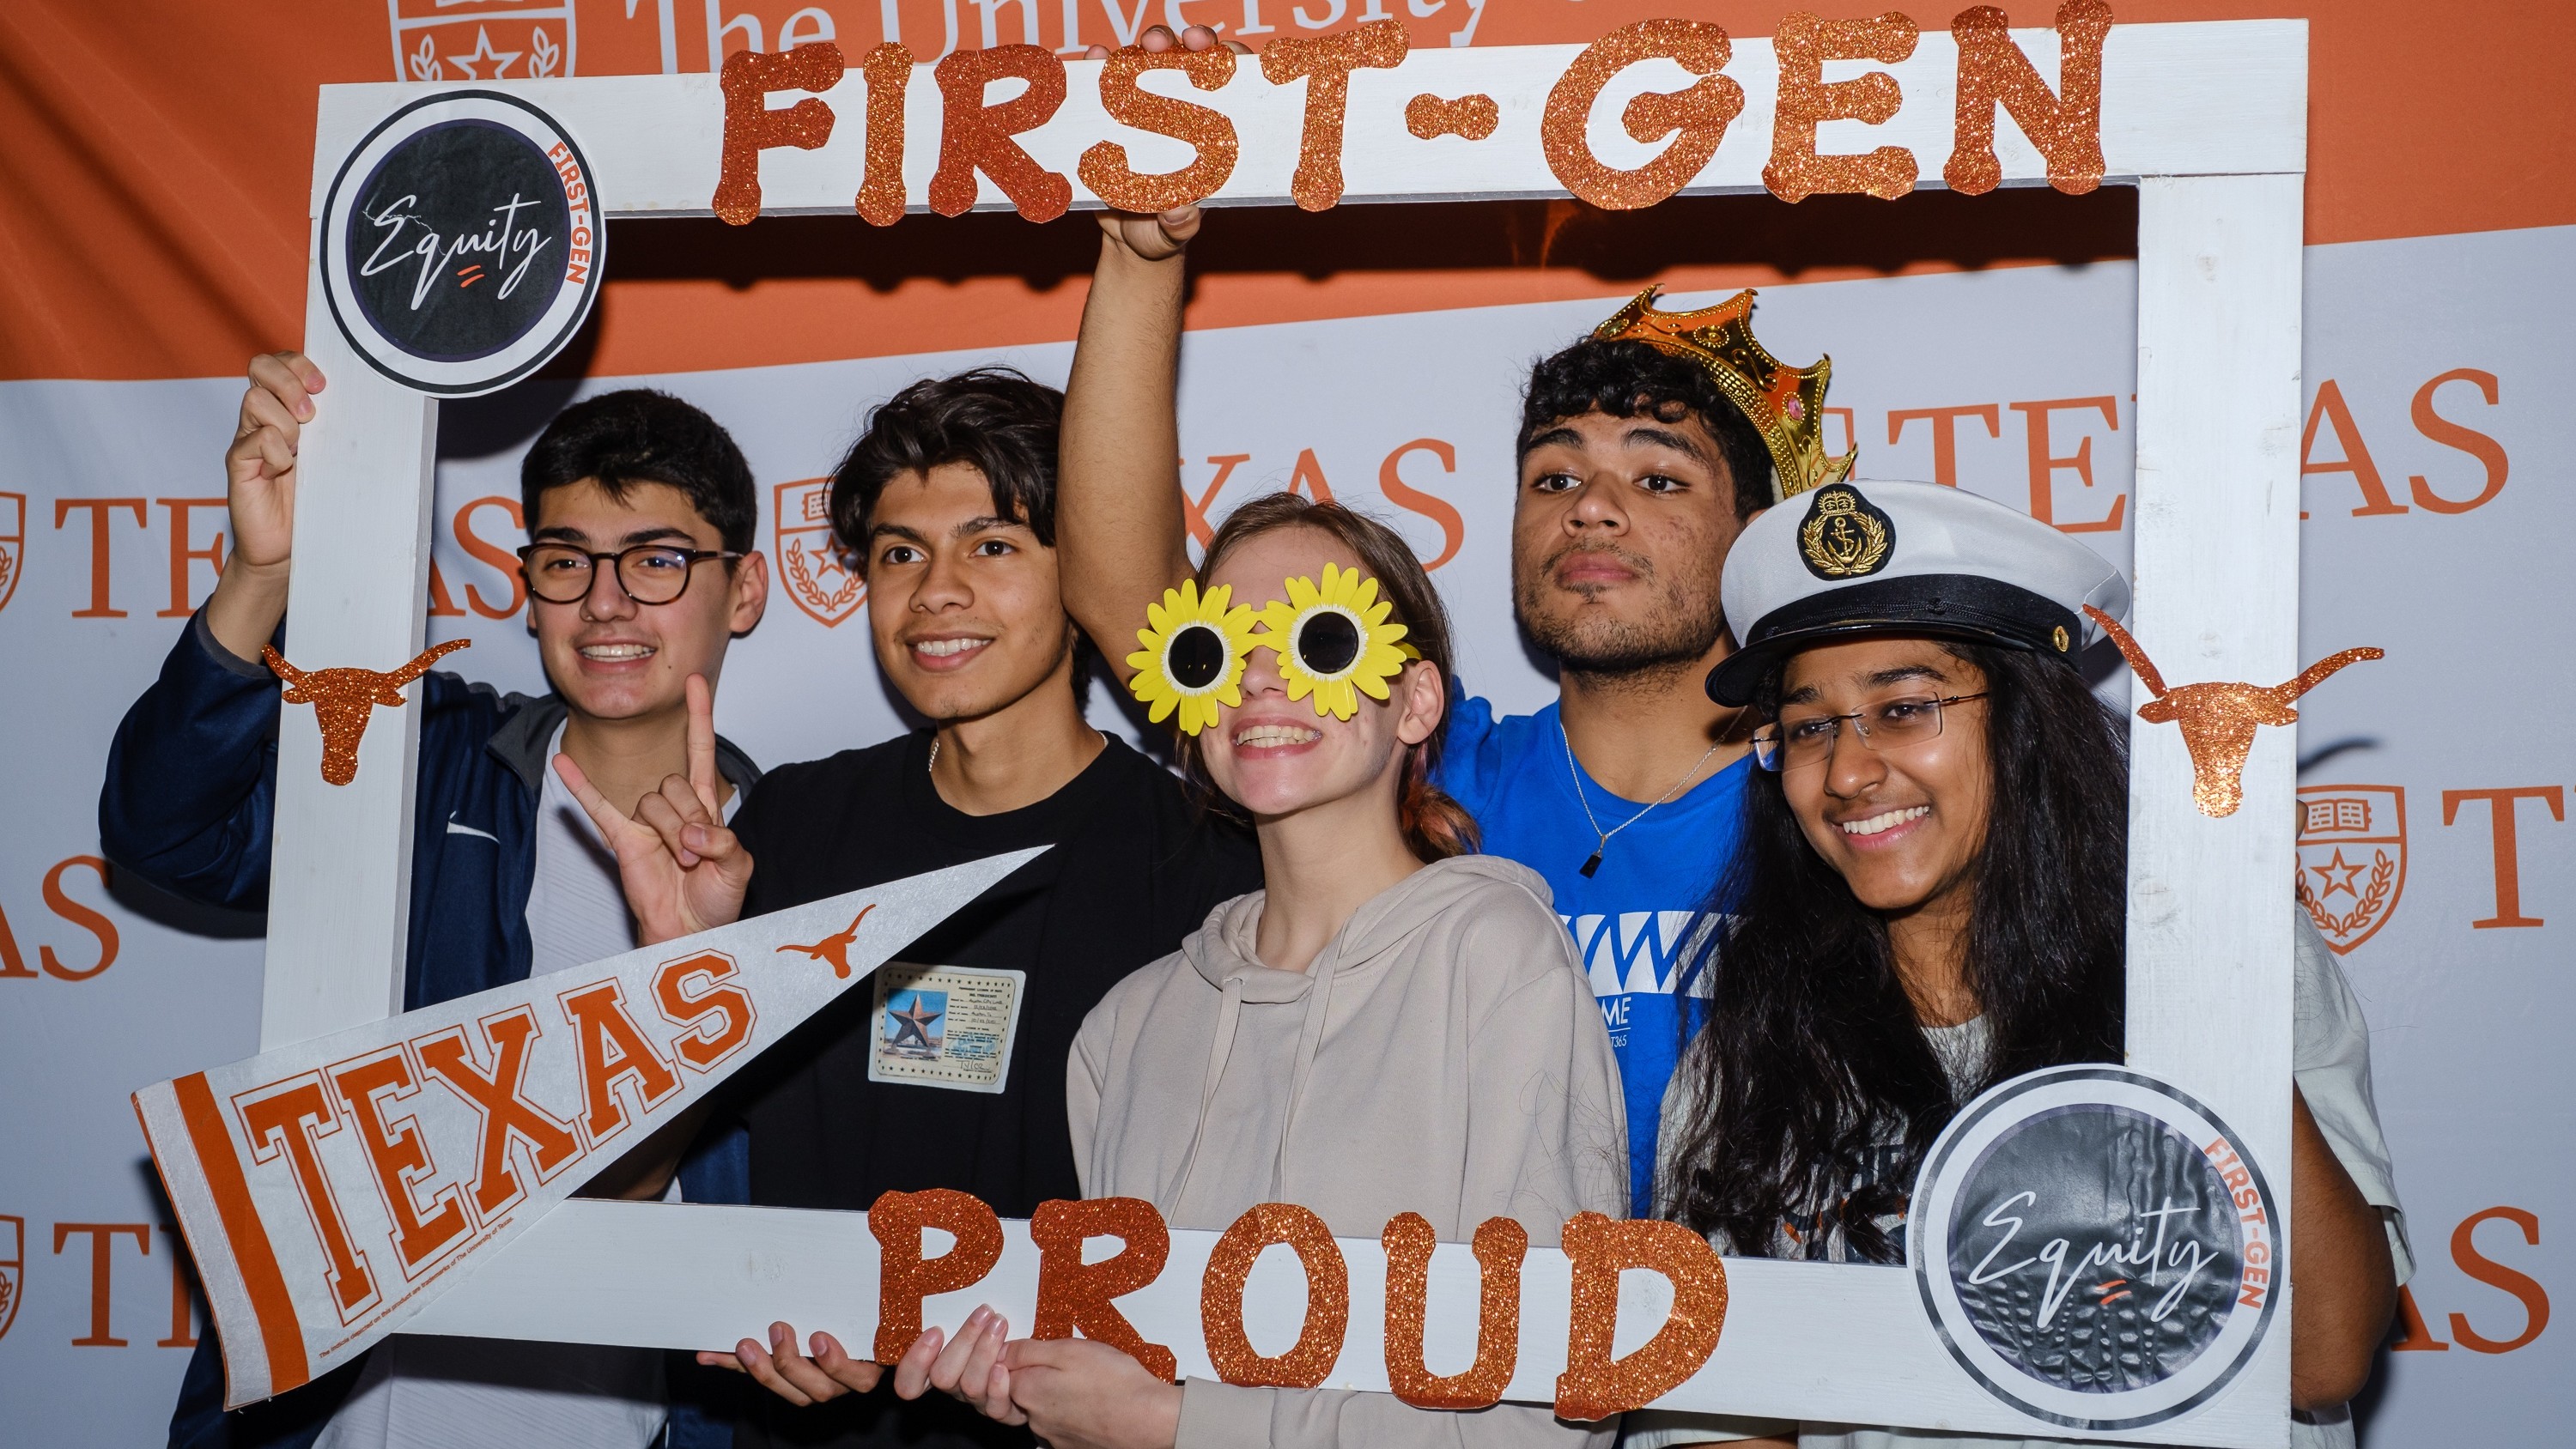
[1798,484,1892,579]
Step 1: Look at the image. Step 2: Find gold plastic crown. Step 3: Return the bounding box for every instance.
[1592,286,1856,500]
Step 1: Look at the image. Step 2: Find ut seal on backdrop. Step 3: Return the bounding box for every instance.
[0,491,24,615]
[2297,784,2407,955]
[1911,1065,2280,1434]
[0,1214,22,1342]
[775,477,865,627]
[320,91,602,396]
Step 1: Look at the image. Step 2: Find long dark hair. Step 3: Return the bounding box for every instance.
[1185,493,1479,862]
[1663,641,2128,1262]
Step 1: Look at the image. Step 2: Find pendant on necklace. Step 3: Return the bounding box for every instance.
[1580,846,1605,878]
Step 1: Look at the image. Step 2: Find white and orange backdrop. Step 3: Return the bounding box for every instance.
[0,3,2567,1444]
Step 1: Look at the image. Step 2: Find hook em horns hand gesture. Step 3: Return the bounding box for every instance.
[555,673,753,944]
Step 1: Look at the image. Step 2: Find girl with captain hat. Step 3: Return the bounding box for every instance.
[1631,480,2406,1449]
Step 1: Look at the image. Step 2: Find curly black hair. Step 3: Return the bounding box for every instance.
[1518,337,1776,518]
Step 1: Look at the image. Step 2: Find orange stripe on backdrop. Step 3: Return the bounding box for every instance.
[0,1,2568,382]
[172,1072,312,1395]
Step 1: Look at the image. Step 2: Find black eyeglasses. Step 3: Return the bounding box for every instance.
[517,543,744,605]
[1751,694,1987,773]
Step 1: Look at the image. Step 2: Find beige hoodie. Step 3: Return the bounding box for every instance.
[1069,854,1627,1449]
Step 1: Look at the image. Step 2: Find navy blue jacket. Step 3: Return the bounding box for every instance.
[104,613,758,1449]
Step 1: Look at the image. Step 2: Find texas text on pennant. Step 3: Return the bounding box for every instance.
[134,848,1043,1408]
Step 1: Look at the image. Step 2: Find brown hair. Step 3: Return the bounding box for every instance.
[1189,493,1479,862]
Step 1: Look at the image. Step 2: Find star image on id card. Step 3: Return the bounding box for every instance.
[868,962,1028,1094]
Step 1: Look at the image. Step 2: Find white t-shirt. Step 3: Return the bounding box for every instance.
[1625,911,2411,1449]
[318,725,737,1449]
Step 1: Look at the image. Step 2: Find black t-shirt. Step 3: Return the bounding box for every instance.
[720,731,1259,1449]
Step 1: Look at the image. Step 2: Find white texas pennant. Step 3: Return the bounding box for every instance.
[134,848,1043,1407]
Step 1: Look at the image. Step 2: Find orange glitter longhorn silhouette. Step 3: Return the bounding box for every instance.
[264,640,473,785]
[777,903,878,979]
[2083,606,2382,819]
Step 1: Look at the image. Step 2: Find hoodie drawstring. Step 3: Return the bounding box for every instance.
[1170,972,1249,1208]
[1268,955,1337,1200]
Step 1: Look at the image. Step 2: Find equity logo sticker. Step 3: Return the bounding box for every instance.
[0,492,23,615]
[775,478,863,627]
[2296,784,2405,955]
[320,91,602,397]
[1911,1065,2278,1434]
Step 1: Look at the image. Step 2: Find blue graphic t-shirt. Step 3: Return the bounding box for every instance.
[1433,687,1750,1213]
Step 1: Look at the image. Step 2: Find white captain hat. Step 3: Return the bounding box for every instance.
[1707,480,2131,706]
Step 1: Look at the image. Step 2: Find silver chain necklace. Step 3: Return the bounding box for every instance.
[1560,721,1722,878]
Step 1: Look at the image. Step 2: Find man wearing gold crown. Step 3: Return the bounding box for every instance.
[1054,202,1852,1213]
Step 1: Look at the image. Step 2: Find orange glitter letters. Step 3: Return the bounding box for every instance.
[713,43,844,226]
[1943,0,2112,196]
[1258,19,1409,211]
[1766,11,1921,202]
[1200,1203,1349,1387]
[930,45,1072,221]
[856,43,914,226]
[1382,1213,1526,1410]
[1030,1197,1178,1379]
[1553,1212,1729,1422]
[1405,94,1499,142]
[870,1188,1005,1361]
[1081,44,1239,213]
[1541,21,1745,211]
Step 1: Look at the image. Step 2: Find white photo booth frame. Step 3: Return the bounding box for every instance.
[253,17,2309,1445]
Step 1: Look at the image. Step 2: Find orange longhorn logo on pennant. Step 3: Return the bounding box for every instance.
[775,478,863,627]
[265,640,473,785]
[2295,785,2407,954]
[778,904,878,979]
[2084,607,2384,819]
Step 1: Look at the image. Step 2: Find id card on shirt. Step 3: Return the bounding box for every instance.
[867,963,1027,1094]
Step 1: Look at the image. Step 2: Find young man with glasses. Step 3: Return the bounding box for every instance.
[102,352,768,1449]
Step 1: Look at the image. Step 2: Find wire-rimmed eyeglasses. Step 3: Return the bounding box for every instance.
[1750,694,1988,773]
[517,543,744,605]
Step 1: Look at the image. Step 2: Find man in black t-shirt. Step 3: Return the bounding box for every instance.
[574,367,1258,1449]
